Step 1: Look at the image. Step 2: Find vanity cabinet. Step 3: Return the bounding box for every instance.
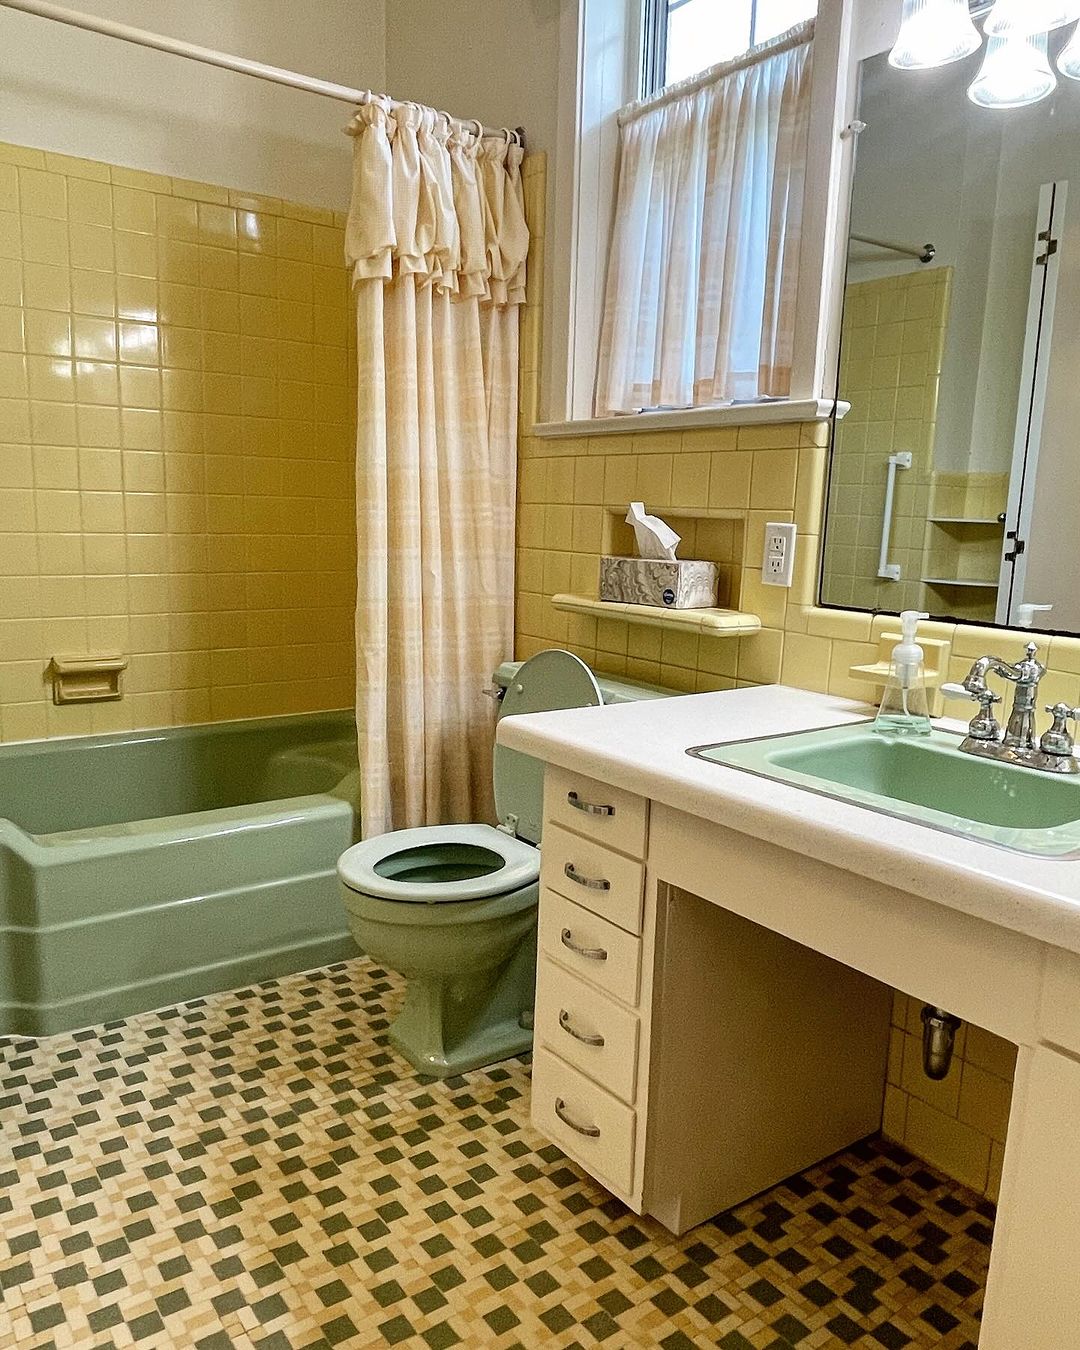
[532,766,892,1232]
[505,686,1080,1348]
[531,774,1080,1347]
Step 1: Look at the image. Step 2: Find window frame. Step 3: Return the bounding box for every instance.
[641,0,668,99]
[539,0,858,436]
[643,0,812,98]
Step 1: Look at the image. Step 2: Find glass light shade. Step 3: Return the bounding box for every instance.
[967,33,1057,106]
[1058,22,1080,77]
[888,0,982,68]
[984,0,1080,37]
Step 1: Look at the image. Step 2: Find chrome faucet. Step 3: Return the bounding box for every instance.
[942,641,1080,774]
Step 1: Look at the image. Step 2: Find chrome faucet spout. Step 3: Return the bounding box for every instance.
[961,643,1044,752]
[944,641,1071,772]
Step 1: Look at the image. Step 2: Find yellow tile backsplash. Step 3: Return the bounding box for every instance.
[0,140,355,741]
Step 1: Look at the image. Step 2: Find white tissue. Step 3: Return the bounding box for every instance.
[625,501,680,561]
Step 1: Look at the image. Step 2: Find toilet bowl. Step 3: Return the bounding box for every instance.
[337,650,603,1077]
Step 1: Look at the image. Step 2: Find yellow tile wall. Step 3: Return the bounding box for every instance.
[822,267,951,615]
[514,155,1080,1196]
[0,141,356,740]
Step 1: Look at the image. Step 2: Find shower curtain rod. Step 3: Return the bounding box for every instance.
[0,0,524,145]
[850,233,936,265]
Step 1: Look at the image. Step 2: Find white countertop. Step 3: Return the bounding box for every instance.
[497,685,1080,958]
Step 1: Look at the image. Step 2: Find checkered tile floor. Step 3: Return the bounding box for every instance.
[0,959,991,1348]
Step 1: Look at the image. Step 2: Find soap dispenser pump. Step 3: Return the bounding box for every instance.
[874,610,933,735]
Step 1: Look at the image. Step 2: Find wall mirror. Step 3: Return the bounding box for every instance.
[819,42,1080,634]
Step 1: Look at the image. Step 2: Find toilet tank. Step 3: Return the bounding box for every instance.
[490,659,677,706]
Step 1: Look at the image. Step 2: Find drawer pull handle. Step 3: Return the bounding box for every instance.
[563,863,610,892]
[567,791,615,817]
[561,928,607,961]
[559,1009,605,1047]
[554,1096,601,1138]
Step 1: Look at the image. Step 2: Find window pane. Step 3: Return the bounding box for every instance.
[753,0,817,46]
[665,0,752,86]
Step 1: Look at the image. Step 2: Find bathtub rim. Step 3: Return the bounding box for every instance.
[0,706,359,847]
[0,706,354,753]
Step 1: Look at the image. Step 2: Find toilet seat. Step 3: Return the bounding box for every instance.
[339,651,601,910]
[338,823,540,904]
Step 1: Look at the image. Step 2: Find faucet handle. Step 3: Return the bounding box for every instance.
[942,682,1001,742]
[1040,703,1080,758]
[941,682,1000,705]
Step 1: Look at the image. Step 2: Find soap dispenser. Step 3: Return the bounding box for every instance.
[874,610,932,735]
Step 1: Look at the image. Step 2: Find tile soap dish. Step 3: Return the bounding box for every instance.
[48,653,128,705]
[848,631,951,716]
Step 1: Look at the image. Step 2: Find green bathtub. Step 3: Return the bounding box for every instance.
[0,711,360,1037]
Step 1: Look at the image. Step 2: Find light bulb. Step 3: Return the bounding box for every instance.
[889,0,982,68]
[1058,21,1080,77]
[984,0,1080,37]
[967,32,1057,106]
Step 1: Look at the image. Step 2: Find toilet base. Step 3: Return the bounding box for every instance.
[387,929,536,1078]
[389,1012,533,1078]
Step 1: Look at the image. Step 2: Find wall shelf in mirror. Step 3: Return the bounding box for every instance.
[921,577,999,589]
[551,594,761,637]
[926,517,1004,527]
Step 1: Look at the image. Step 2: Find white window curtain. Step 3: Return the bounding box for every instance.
[595,21,814,416]
[345,104,527,838]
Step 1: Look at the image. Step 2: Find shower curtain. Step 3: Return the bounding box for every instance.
[345,104,528,838]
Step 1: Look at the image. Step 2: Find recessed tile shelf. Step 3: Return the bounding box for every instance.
[551,593,761,636]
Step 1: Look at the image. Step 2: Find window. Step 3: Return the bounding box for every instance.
[597,24,814,415]
[646,0,818,92]
[543,0,850,428]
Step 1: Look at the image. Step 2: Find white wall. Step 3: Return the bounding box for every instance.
[0,0,386,207]
[384,0,560,161]
[385,0,561,416]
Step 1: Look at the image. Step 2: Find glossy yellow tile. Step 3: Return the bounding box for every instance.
[0,139,355,745]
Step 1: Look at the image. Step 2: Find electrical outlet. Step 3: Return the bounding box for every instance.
[761,521,797,587]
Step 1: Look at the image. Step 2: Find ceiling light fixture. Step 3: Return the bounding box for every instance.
[888,0,983,68]
[967,31,1058,105]
[983,0,1080,37]
[1056,20,1080,76]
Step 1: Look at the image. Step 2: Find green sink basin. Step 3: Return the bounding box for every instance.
[691,723,1080,857]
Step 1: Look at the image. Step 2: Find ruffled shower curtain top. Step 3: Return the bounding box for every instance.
[345,104,528,838]
[595,21,813,415]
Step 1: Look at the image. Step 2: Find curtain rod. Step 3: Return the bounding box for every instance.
[850,233,936,265]
[619,17,814,127]
[0,0,525,145]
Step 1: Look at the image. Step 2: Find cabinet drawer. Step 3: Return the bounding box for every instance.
[545,767,648,858]
[535,957,640,1104]
[531,1046,636,1196]
[539,890,641,1007]
[540,822,644,934]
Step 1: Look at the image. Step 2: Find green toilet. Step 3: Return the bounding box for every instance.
[337,649,603,1078]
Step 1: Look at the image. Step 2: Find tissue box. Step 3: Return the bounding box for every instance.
[599,556,719,609]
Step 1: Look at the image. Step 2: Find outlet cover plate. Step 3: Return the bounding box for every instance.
[762,522,797,587]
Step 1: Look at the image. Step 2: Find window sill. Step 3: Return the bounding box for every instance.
[534,398,848,439]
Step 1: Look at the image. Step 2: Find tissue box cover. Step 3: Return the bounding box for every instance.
[599,556,718,609]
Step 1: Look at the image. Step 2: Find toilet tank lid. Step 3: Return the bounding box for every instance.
[492,650,601,845]
[492,659,675,705]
